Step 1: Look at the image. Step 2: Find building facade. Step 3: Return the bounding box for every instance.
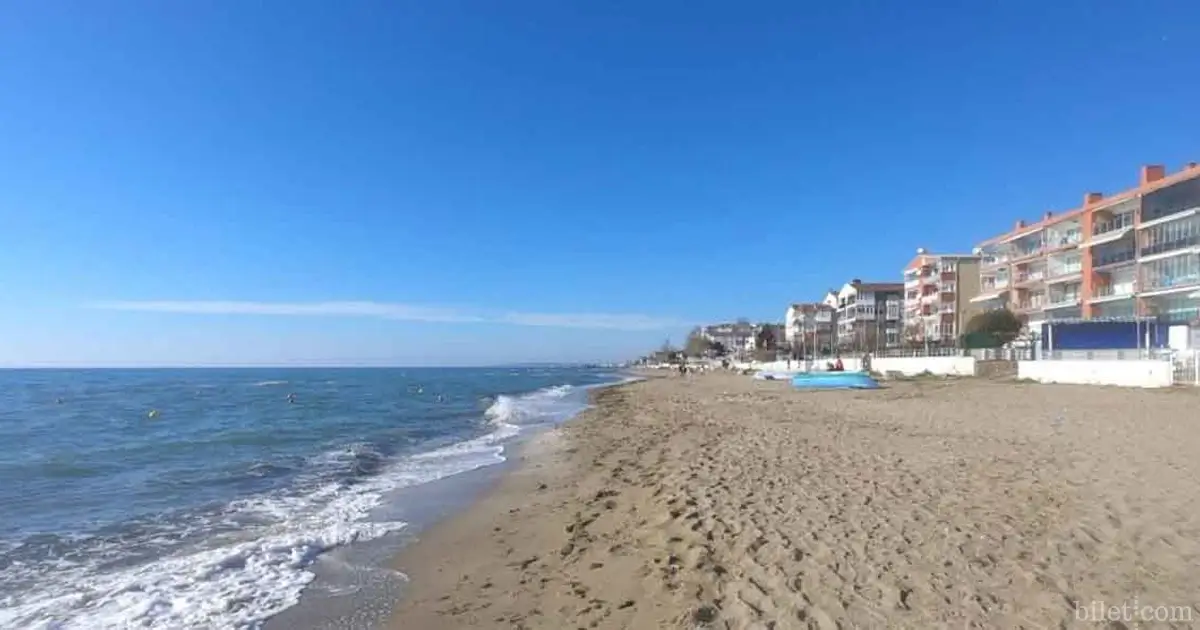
[902,249,982,344]
[971,163,1200,336]
[833,280,904,350]
[784,302,835,356]
[701,322,756,356]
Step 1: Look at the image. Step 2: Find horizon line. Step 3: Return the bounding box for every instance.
[86,300,691,331]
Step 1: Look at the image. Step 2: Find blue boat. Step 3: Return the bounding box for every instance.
[791,371,880,390]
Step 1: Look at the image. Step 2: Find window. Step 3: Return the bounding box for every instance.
[1141,215,1200,256]
[1141,254,1200,291]
[1143,177,1200,223]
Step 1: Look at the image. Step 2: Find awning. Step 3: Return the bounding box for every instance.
[1079,229,1131,248]
[969,291,1006,303]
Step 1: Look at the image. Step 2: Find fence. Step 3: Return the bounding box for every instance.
[1165,349,1200,386]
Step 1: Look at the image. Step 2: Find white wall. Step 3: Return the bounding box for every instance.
[872,356,976,376]
[740,356,975,377]
[1017,360,1173,388]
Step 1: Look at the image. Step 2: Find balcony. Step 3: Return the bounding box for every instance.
[1141,273,1200,293]
[1014,270,1046,286]
[1092,212,1134,237]
[1140,234,1200,260]
[940,282,957,293]
[939,303,956,314]
[1009,247,1044,263]
[1090,284,1136,302]
[1092,249,1136,269]
[980,254,1010,269]
[1045,293,1081,309]
[904,276,920,288]
[1014,296,1046,312]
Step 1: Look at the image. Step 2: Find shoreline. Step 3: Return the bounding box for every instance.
[264,372,645,630]
[383,371,1200,629]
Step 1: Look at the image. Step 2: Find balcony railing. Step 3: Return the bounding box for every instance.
[1093,249,1136,268]
[1141,235,1200,258]
[1045,231,1082,249]
[1142,273,1200,292]
[1010,247,1044,261]
[1092,213,1134,236]
[1046,264,1082,278]
[1015,271,1045,284]
[981,255,1010,267]
[939,304,956,313]
[1093,284,1136,299]
[1046,293,1081,307]
[940,283,957,293]
[1015,297,1046,311]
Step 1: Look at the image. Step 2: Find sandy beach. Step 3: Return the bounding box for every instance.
[388,373,1200,629]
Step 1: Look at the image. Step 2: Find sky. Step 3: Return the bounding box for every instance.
[1,0,1198,366]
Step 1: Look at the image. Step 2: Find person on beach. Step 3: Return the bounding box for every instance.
[833,357,844,372]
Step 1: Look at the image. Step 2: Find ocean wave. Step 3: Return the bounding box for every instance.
[253,380,288,387]
[0,380,597,630]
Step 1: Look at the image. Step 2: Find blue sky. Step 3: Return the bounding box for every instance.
[1,0,1197,366]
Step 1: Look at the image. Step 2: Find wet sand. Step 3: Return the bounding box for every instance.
[387,372,1200,629]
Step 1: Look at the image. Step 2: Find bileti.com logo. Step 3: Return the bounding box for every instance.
[1075,597,1195,624]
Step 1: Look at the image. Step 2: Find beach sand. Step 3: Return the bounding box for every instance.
[387,373,1200,629]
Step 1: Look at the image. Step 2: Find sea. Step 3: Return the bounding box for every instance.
[0,366,626,629]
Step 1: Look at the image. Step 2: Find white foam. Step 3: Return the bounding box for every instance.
[0,383,591,630]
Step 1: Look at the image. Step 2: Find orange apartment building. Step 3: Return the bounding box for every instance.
[901,249,982,343]
[971,163,1200,333]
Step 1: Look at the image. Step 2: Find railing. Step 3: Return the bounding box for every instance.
[1093,250,1135,267]
[1015,271,1045,283]
[1044,349,1156,361]
[1046,294,1081,307]
[1141,273,1200,292]
[970,347,1034,361]
[873,347,964,358]
[1141,235,1200,257]
[1046,265,1082,278]
[1092,213,1134,236]
[940,283,957,292]
[939,304,956,313]
[1092,284,1136,299]
[1016,298,1045,310]
[1046,231,1082,249]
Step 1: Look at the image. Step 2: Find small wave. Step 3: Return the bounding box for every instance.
[0,425,545,629]
[0,379,607,629]
[483,384,584,432]
[253,380,288,387]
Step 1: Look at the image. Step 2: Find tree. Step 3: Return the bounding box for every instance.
[684,327,712,357]
[962,308,1022,348]
[709,341,728,357]
[755,324,777,351]
[902,322,925,348]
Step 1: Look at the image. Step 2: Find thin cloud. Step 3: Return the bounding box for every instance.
[88,300,688,331]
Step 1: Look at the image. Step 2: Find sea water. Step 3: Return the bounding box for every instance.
[0,367,622,629]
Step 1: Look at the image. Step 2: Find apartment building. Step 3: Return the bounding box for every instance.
[971,162,1200,335]
[902,249,982,344]
[831,280,904,349]
[700,322,756,355]
[784,302,835,354]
